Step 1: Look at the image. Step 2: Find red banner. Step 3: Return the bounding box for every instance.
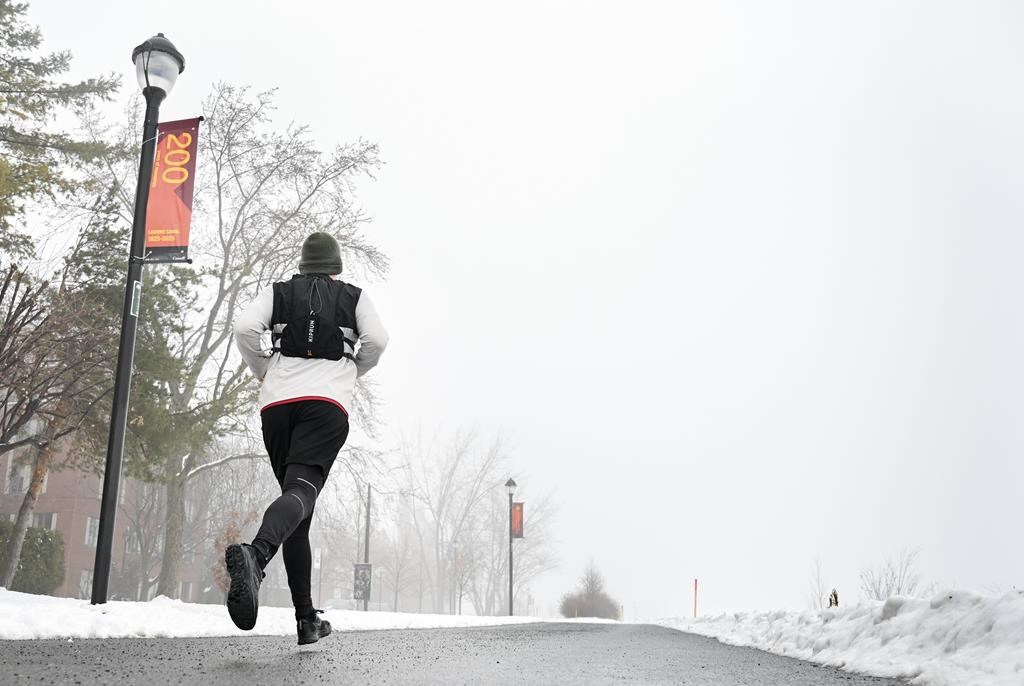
[144,117,201,263]
[512,502,524,538]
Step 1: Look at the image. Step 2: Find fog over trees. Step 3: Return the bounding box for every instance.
[0,5,556,608]
[4,0,1015,619]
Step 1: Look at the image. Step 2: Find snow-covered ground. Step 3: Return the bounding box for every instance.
[656,589,1024,686]
[11,586,1021,686]
[0,588,542,640]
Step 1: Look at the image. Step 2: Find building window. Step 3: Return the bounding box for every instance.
[0,512,56,528]
[31,512,56,530]
[126,526,141,554]
[85,516,99,547]
[4,459,30,495]
[78,569,93,599]
[3,443,46,496]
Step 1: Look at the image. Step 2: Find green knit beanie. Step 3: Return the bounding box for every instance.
[298,232,342,275]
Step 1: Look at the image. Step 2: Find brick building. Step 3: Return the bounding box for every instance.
[0,445,212,602]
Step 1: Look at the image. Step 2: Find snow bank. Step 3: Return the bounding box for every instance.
[0,588,540,640]
[655,590,1024,686]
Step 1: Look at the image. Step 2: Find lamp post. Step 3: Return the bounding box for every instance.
[505,478,516,616]
[91,33,184,605]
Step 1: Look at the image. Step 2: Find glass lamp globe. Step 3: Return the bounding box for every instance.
[132,33,184,95]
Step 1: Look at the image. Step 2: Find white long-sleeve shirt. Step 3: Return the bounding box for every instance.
[233,282,389,414]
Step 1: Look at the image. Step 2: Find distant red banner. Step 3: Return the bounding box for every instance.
[512,502,524,538]
[144,117,201,263]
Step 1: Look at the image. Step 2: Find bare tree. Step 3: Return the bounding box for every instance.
[560,563,621,620]
[400,430,505,613]
[0,259,115,588]
[0,265,112,458]
[185,439,282,598]
[114,481,165,601]
[88,83,386,597]
[860,547,922,601]
[807,556,828,610]
[467,486,557,616]
[396,429,558,615]
[0,267,48,452]
[377,505,416,612]
[156,85,383,596]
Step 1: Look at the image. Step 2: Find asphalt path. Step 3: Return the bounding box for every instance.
[1,622,906,685]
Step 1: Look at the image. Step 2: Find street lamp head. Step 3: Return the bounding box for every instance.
[132,33,185,96]
[505,478,517,494]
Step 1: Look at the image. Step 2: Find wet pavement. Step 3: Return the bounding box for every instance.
[0,622,906,685]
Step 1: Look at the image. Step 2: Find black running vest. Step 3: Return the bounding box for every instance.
[270,275,362,360]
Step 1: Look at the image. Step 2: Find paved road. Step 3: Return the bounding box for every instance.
[2,622,904,685]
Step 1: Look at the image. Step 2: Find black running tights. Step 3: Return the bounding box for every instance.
[251,463,324,619]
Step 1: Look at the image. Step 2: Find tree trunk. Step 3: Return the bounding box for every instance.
[393,569,400,612]
[0,422,59,588]
[434,527,445,614]
[156,474,186,598]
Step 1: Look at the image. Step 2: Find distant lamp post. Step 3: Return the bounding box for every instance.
[506,478,517,616]
[91,33,184,606]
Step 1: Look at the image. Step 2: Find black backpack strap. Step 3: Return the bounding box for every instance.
[334,281,362,360]
[269,278,297,353]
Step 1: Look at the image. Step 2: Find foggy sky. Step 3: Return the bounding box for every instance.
[30,0,1024,618]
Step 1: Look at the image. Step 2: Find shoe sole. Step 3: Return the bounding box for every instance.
[225,544,258,631]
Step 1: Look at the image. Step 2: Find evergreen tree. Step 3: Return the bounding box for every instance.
[0,0,118,257]
[57,191,197,481]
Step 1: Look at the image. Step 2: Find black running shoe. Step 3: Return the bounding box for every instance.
[225,543,264,630]
[297,610,332,645]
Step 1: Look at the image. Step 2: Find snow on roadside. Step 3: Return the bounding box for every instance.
[0,588,540,640]
[654,589,1024,686]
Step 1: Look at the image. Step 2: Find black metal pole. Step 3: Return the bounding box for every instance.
[363,484,371,611]
[91,87,164,605]
[508,490,514,616]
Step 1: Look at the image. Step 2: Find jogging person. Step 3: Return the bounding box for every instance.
[228,231,388,644]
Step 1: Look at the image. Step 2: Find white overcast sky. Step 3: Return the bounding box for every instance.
[29,1,1023,618]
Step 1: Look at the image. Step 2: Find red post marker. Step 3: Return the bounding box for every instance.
[694,578,698,619]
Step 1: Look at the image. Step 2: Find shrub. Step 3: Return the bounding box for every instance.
[859,547,921,601]
[559,563,621,620]
[0,518,66,595]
